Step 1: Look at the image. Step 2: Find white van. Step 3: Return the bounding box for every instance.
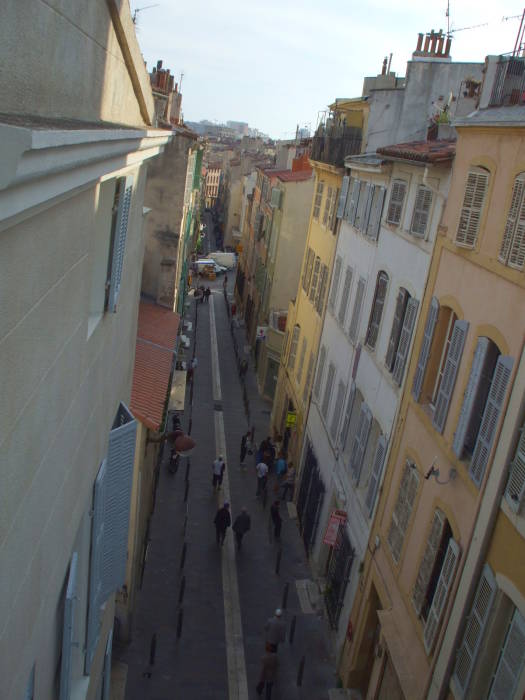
[208,251,236,269]
[194,259,226,274]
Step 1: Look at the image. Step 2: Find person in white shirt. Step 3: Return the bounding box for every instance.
[212,455,225,491]
[256,461,268,497]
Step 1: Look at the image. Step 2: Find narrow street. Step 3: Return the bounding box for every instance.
[115,267,337,698]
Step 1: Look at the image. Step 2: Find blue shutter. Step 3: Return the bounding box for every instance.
[365,435,387,516]
[346,178,360,225]
[393,297,419,386]
[350,403,372,483]
[337,175,350,219]
[412,297,439,401]
[361,184,374,233]
[102,629,113,700]
[367,186,386,240]
[59,552,78,700]
[469,356,513,487]
[108,176,133,313]
[433,320,469,434]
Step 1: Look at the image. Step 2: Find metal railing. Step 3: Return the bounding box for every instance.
[490,56,525,107]
[311,124,362,167]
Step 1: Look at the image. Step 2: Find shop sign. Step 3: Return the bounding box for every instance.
[285,410,297,428]
[256,325,267,341]
[323,510,348,546]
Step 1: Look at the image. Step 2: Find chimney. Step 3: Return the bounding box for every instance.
[416,33,424,52]
[423,32,431,53]
[437,30,445,55]
[157,59,163,71]
[382,57,388,75]
[444,35,452,57]
[429,30,437,55]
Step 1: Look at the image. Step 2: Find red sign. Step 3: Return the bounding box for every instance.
[323,510,347,546]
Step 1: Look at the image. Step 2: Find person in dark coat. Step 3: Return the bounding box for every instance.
[214,502,231,545]
[270,500,282,540]
[232,507,251,550]
[205,286,211,302]
[240,430,251,466]
[256,650,278,697]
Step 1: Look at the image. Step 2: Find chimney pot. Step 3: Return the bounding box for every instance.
[437,33,445,55]
[382,57,387,75]
[445,35,452,57]
[416,33,424,52]
[423,33,431,53]
[430,30,438,55]
[157,60,163,70]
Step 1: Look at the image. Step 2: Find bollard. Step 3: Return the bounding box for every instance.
[289,614,297,645]
[184,480,189,503]
[297,655,305,687]
[149,633,157,666]
[177,608,183,639]
[282,581,289,610]
[275,548,282,575]
[178,575,186,604]
[179,542,187,571]
[185,460,190,482]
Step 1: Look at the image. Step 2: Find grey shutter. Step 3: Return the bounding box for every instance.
[314,346,327,398]
[349,276,366,343]
[350,403,372,483]
[108,176,133,313]
[328,256,342,312]
[302,248,314,292]
[346,178,360,225]
[386,180,407,225]
[296,337,307,384]
[453,565,497,697]
[330,381,346,440]
[366,272,388,350]
[302,351,315,404]
[411,186,433,238]
[365,435,387,516]
[287,326,300,369]
[424,538,460,654]
[489,609,525,700]
[316,264,329,314]
[361,183,374,233]
[338,266,353,326]
[322,186,333,227]
[86,460,107,672]
[509,191,525,269]
[340,382,356,449]
[337,175,350,219]
[393,297,419,386]
[309,257,321,301]
[505,422,525,512]
[321,362,336,419]
[367,186,386,240]
[385,289,409,371]
[102,629,113,700]
[355,182,369,231]
[412,296,439,401]
[411,510,446,616]
[455,170,489,248]
[470,355,514,487]
[388,463,419,563]
[500,176,525,267]
[59,552,78,700]
[433,320,469,434]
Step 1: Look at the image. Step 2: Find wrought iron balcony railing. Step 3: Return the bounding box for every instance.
[489,56,525,107]
[311,124,362,167]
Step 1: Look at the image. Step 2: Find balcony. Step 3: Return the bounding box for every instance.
[489,56,525,107]
[311,123,362,167]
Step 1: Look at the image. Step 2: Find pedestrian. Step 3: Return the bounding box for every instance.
[270,500,282,540]
[223,274,228,289]
[232,507,251,550]
[205,286,211,302]
[239,358,248,380]
[212,455,226,491]
[275,452,287,478]
[256,649,278,698]
[256,460,269,497]
[240,430,251,466]
[260,436,275,471]
[264,608,286,652]
[200,284,205,304]
[281,463,295,502]
[214,502,231,545]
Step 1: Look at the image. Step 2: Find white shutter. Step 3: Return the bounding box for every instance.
[338,266,353,327]
[102,629,113,700]
[302,352,315,405]
[367,186,386,240]
[309,257,321,302]
[314,346,327,399]
[424,538,460,654]
[411,510,446,616]
[393,297,419,386]
[386,180,407,225]
[108,176,133,313]
[287,326,300,370]
[500,177,524,264]
[413,296,439,401]
[340,382,356,449]
[388,463,419,563]
[470,356,514,487]
[509,191,525,269]
[346,178,360,225]
[322,185,333,226]
[337,175,350,219]
[385,289,409,371]
[505,423,525,512]
[349,276,366,343]
[433,320,469,434]
[330,381,346,440]
[296,337,307,384]
[328,256,342,312]
[453,565,497,697]
[410,186,433,238]
[365,435,387,516]
[455,170,489,248]
[321,363,336,419]
[489,609,525,700]
[59,552,78,700]
[350,403,372,483]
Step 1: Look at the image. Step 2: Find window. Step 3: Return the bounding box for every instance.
[302,248,315,293]
[314,345,327,399]
[328,256,342,313]
[313,180,324,220]
[321,362,336,420]
[423,537,460,654]
[410,185,433,238]
[349,403,372,482]
[345,177,360,224]
[302,352,315,405]
[385,289,419,386]
[505,417,525,512]
[316,264,329,314]
[339,382,356,449]
[431,315,469,433]
[337,175,350,220]
[365,435,388,517]
[456,167,489,249]
[309,257,321,302]
[295,337,307,384]
[412,296,440,401]
[412,510,451,619]
[329,187,339,231]
[287,325,300,370]
[365,271,389,350]
[488,607,525,700]
[499,172,525,269]
[385,288,409,371]
[330,380,346,441]
[354,182,371,232]
[388,461,419,563]
[349,276,366,343]
[366,185,386,240]
[386,180,407,225]
[338,266,353,327]
[322,186,334,227]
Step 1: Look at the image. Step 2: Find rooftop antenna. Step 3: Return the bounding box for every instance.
[132,4,160,25]
[513,8,525,56]
[179,72,184,93]
[446,0,450,36]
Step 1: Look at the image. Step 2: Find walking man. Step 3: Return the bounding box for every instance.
[205,286,211,302]
[264,608,286,652]
[256,649,278,698]
[213,502,231,545]
[256,460,269,497]
[270,500,282,541]
[240,430,251,466]
[212,455,226,491]
[232,507,251,550]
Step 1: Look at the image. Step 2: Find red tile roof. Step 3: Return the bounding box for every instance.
[376,139,456,163]
[131,300,180,431]
[276,170,313,182]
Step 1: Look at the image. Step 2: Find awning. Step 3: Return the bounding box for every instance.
[168,370,187,411]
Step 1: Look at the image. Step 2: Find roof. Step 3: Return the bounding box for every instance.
[130,300,180,431]
[276,170,313,182]
[376,139,456,164]
[454,105,525,127]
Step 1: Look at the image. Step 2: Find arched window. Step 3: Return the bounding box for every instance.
[499,171,525,269]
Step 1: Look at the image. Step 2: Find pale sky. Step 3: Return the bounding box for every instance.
[133,1,525,139]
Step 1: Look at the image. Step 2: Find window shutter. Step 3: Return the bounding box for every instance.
[453,565,497,697]
[59,552,78,700]
[303,248,314,293]
[509,192,525,269]
[432,320,469,433]
[361,184,374,233]
[349,276,366,343]
[338,266,354,326]
[340,382,356,449]
[367,186,386,240]
[385,289,409,371]
[108,176,133,313]
[355,182,370,231]
[346,178,361,225]
[316,264,329,314]
[411,510,446,616]
[296,337,307,384]
[505,423,525,512]
[302,352,315,405]
[386,180,407,225]
[309,258,321,302]
[313,180,324,219]
[455,170,489,248]
[330,187,339,231]
[314,346,327,399]
[287,326,300,370]
[350,403,372,483]
[393,297,419,386]
[469,355,513,487]
[330,380,346,440]
[365,435,387,516]
[410,186,433,238]
[328,256,342,312]
[270,187,282,208]
[388,463,419,563]
[102,629,113,700]
[337,175,350,219]
[412,296,439,401]
[86,460,107,672]
[489,609,525,700]
[424,538,460,654]
[366,272,388,350]
[499,176,525,266]
[321,362,336,419]
[322,186,333,227]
